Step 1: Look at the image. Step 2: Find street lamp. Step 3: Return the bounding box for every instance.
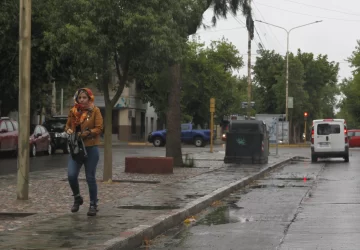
[255,20,323,122]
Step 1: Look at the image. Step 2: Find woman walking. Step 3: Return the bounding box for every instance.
[65,88,103,216]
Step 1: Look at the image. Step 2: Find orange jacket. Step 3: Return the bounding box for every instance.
[65,106,103,147]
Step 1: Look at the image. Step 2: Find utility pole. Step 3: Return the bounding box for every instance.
[60,88,64,115]
[255,20,322,122]
[51,80,56,115]
[246,0,252,119]
[17,0,32,200]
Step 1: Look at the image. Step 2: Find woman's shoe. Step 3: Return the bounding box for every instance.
[87,203,98,216]
[71,195,83,213]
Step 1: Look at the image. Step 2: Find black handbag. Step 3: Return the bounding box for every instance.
[68,132,88,164]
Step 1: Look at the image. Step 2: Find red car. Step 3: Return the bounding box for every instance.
[30,124,52,157]
[348,129,360,148]
[0,117,18,154]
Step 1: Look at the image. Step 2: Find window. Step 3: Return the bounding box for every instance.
[355,132,360,136]
[5,121,14,132]
[131,117,136,134]
[151,117,154,132]
[181,124,190,131]
[317,123,340,135]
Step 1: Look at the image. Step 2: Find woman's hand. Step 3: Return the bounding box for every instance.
[67,129,73,134]
[78,130,90,138]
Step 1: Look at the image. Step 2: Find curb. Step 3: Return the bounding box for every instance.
[270,144,310,148]
[100,157,294,250]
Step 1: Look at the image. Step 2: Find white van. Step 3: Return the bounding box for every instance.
[311,119,349,163]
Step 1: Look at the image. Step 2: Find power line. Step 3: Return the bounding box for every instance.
[253,1,285,51]
[195,26,246,35]
[283,0,360,17]
[254,26,266,50]
[231,12,246,26]
[256,2,360,23]
[231,12,266,50]
[251,11,267,50]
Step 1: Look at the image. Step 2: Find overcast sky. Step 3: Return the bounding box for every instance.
[193,0,360,80]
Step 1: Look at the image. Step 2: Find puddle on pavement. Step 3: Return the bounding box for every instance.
[196,206,245,226]
[0,212,36,221]
[117,205,180,210]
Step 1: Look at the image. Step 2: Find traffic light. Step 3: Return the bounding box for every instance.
[304,112,308,120]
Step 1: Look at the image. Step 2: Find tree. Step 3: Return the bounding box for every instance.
[148,0,253,166]
[0,0,63,117]
[181,38,244,127]
[337,41,360,125]
[43,0,187,180]
[297,50,339,120]
[0,0,20,116]
[253,49,339,142]
[252,50,284,114]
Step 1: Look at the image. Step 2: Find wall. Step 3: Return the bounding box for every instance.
[145,103,158,135]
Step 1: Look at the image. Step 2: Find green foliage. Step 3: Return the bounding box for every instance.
[252,49,340,141]
[338,40,360,127]
[137,38,246,127]
[182,38,245,126]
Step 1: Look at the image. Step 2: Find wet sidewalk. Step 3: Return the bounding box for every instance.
[0,152,295,250]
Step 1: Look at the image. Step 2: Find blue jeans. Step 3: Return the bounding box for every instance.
[68,146,99,204]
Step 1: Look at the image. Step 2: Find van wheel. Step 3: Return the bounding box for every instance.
[344,154,349,162]
[311,154,317,163]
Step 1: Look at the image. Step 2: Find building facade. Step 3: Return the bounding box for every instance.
[92,81,159,142]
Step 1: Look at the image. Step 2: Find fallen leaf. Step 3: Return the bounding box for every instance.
[211,200,223,207]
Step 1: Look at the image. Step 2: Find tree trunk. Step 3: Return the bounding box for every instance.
[103,104,113,181]
[166,63,183,167]
[101,50,113,182]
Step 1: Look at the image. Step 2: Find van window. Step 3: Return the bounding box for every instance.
[317,123,341,135]
[355,132,360,136]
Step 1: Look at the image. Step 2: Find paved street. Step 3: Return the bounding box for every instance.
[0,146,300,249]
[141,149,360,250]
[0,143,294,176]
[0,144,226,176]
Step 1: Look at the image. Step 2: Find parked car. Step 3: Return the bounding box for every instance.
[310,119,349,163]
[348,129,360,148]
[29,124,52,157]
[43,115,69,154]
[0,117,18,154]
[148,123,213,147]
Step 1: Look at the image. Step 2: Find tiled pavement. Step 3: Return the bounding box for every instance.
[0,149,306,249]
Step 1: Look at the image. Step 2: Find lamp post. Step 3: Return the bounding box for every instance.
[255,20,322,122]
